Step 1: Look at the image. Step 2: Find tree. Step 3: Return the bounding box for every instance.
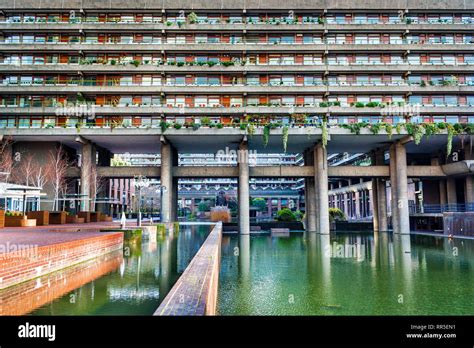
[13,153,35,186]
[276,208,298,222]
[251,197,267,211]
[89,165,107,211]
[0,136,14,183]
[47,146,70,211]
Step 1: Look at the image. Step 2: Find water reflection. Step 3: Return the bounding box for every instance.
[0,225,211,316]
[218,232,474,315]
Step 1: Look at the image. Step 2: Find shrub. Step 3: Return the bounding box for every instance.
[251,197,267,211]
[329,208,346,222]
[276,208,297,222]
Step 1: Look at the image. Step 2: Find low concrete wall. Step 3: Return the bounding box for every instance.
[0,232,123,290]
[443,212,474,237]
[154,222,222,316]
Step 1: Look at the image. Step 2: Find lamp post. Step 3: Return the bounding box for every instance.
[133,175,150,227]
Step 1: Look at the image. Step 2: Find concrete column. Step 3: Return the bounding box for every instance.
[354,190,360,220]
[447,178,457,205]
[375,151,388,232]
[371,179,379,232]
[439,180,447,206]
[395,142,410,234]
[304,150,317,232]
[377,180,388,231]
[238,141,250,234]
[465,176,474,210]
[389,145,399,233]
[80,142,95,212]
[314,143,329,234]
[305,178,317,232]
[160,140,175,223]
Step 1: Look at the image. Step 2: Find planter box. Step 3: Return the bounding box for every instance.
[49,211,67,224]
[100,215,113,222]
[66,215,85,224]
[27,211,49,226]
[90,212,102,222]
[78,212,91,223]
[5,216,37,227]
[0,210,4,228]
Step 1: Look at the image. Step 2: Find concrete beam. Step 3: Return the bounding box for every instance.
[65,164,448,178]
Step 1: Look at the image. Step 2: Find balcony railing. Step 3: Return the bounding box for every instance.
[2,38,473,45]
[409,203,474,214]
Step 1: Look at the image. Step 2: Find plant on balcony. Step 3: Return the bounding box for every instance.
[173,122,182,129]
[405,18,412,24]
[385,123,394,139]
[130,60,140,67]
[207,61,216,67]
[200,117,211,126]
[369,123,382,135]
[166,21,173,26]
[319,102,329,107]
[110,59,116,65]
[216,123,224,129]
[317,17,325,25]
[221,61,235,67]
[420,80,426,87]
[355,102,365,108]
[187,12,198,24]
[160,120,170,133]
[446,124,455,157]
[405,123,425,144]
[365,102,380,108]
[177,61,185,67]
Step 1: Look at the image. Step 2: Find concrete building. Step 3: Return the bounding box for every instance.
[0,0,473,234]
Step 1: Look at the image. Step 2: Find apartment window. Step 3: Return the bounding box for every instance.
[282,75,295,86]
[230,97,242,106]
[282,96,295,106]
[247,75,259,86]
[281,55,294,65]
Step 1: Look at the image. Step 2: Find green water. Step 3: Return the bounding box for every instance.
[29,225,210,315]
[218,233,474,315]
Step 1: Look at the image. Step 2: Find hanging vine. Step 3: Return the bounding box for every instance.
[321,118,329,148]
[263,124,271,147]
[446,124,455,157]
[282,126,289,152]
[385,123,393,139]
[247,123,255,136]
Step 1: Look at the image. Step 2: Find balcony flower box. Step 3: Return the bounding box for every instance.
[27,211,49,225]
[49,211,67,224]
[78,212,91,223]
[0,210,4,228]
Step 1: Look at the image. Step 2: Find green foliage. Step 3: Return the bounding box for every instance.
[173,122,182,129]
[385,123,393,139]
[263,124,271,147]
[321,119,328,148]
[187,12,198,24]
[198,201,211,212]
[160,121,170,133]
[201,117,211,126]
[329,208,346,223]
[276,208,298,222]
[369,123,382,135]
[282,126,289,152]
[251,198,267,211]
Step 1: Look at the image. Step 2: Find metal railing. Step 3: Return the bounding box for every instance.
[409,202,474,214]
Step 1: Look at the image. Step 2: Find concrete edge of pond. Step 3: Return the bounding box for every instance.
[154,222,222,316]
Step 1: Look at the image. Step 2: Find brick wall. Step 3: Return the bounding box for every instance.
[0,233,123,290]
[0,250,123,315]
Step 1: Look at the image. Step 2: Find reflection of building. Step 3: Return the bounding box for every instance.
[0,183,44,212]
